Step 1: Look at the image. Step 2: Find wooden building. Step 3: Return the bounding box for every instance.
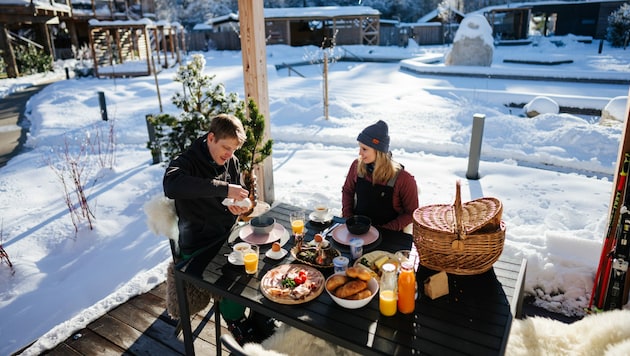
[0,0,73,78]
[191,6,381,50]
[89,19,185,78]
[0,0,158,78]
[482,0,628,42]
[263,6,380,47]
[529,0,626,39]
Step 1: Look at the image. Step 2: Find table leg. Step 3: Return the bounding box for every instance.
[175,272,195,355]
[215,299,222,356]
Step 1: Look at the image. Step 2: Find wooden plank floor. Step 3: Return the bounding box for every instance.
[39,282,228,355]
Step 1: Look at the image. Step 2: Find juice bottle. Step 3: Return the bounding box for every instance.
[379,263,397,316]
[397,261,416,314]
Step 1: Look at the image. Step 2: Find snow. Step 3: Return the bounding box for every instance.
[1,35,629,355]
[452,13,494,48]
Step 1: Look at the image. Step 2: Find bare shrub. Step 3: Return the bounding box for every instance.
[88,119,116,169]
[47,136,95,234]
[0,221,15,275]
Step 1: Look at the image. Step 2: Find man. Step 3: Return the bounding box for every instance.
[163,113,274,344]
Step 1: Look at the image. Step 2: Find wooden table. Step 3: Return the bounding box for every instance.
[174,203,526,355]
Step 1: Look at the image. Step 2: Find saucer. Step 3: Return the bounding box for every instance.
[227,252,244,265]
[309,211,334,223]
[265,248,288,260]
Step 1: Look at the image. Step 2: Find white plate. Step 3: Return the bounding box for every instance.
[227,252,244,265]
[309,211,334,223]
[265,248,288,260]
[239,223,287,245]
[331,224,380,246]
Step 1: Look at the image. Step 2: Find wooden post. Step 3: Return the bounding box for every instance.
[0,24,19,78]
[323,50,329,120]
[145,115,162,164]
[238,0,275,204]
[161,26,168,68]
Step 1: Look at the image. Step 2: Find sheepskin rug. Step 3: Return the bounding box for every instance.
[240,310,630,356]
[506,309,630,356]
[143,194,179,243]
[243,323,360,356]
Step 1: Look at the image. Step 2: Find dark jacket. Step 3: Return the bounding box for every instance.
[341,159,419,232]
[163,135,242,256]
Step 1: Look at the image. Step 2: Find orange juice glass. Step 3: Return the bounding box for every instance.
[379,290,397,316]
[290,211,305,235]
[243,245,259,274]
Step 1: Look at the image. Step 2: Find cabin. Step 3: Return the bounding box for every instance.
[0,0,73,78]
[481,0,628,43]
[0,0,161,78]
[191,6,381,51]
[88,19,185,78]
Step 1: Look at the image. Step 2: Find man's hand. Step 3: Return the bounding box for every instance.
[228,204,250,215]
[227,184,250,215]
[228,184,249,201]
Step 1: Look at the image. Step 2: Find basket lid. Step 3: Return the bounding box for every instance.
[413,181,502,235]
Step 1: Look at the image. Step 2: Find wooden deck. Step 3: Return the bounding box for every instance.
[38,282,227,355]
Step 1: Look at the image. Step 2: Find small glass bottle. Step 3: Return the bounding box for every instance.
[379,263,398,316]
[397,261,416,314]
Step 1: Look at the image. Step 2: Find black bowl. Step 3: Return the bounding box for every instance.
[346,215,371,235]
[250,216,276,235]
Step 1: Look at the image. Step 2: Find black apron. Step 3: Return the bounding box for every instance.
[354,171,399,226]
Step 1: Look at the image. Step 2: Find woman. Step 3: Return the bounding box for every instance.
[342,120,419,232]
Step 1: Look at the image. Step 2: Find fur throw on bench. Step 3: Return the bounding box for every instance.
[242,322,361,356]
[143,194,213,319]
[506,308,630,355]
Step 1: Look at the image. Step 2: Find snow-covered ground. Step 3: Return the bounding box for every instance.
[1,35,629,355]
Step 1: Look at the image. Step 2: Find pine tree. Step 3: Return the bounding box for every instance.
[606,3,630,48]
[147,54,272,178]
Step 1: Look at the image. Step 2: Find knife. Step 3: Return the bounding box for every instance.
[321,222,341,237]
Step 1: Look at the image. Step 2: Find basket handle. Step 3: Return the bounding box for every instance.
[452,181,467,251]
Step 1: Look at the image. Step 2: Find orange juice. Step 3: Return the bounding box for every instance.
[379,290,397,316]
[397,261,416,314]
[291,219,305,235]
[243,251,258,274]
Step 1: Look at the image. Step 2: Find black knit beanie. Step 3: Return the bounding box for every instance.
[357,120,390,153]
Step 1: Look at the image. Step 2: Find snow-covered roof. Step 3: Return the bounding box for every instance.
[473,0,625,14]
[206,12,239,25]
[262,6,380,19]
[417,7,465,23]
[0,0,71,12]
[88,18,183,28]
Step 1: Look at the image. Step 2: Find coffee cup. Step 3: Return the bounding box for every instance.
[313,204,329,219]
[232,242,251,263]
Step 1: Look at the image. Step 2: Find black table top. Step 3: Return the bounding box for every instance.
[177,202,519,355]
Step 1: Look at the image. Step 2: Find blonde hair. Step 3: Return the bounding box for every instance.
[358,150,401,184]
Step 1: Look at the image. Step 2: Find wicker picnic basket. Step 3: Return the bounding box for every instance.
[413,181,505,275]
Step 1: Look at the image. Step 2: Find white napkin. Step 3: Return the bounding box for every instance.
[222,198,253,208]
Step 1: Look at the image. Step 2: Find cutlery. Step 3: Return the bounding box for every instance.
[321,222,340,237]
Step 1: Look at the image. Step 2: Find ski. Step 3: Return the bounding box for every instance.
[603,203,630,310]
[588,152,630,310]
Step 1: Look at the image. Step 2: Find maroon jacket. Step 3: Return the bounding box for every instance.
[342,159,419,232]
